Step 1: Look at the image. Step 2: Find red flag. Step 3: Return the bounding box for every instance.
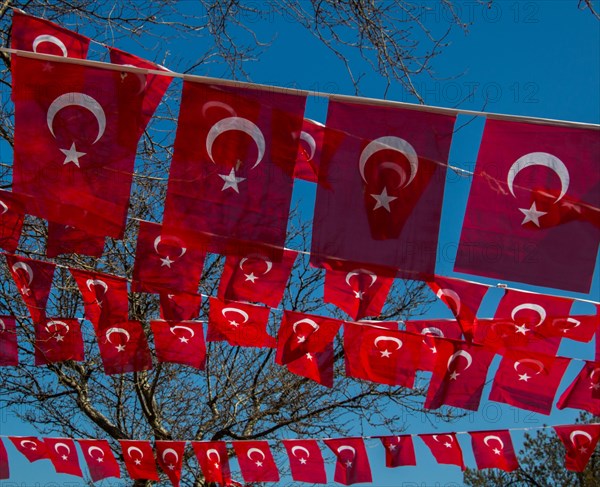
[470,430,519,472]
[344,322,420,387]
[554,424,600,471]
[218,247,297,308]
[404,319,463,372]
[489,351,570,414]
[9,436,49,463]
[455,119,600,293]
[284,344,335,387]
[556,361,600,415]
[12,56,147,239]
[378,436,416,468]
[162,81,306,256]
[192,441,232,486]
[120,440,160,481]
[275,310,341,365]
[0,438,9,480]
[151,320,206,369]
[6,254,55,323]
[283,439,327,484]
[156,441,185,487]
[545,313,599,343]
[0,316,18,366]
[34,318,84,366]
[0,190,25,252]
[96,320,153,375]
[294,118,324,182]
[132,220,205,294]
[425,342,496,411]
[419,433,465,470]
[404,318,464,341]
[207,297,275,348]
[44,438,83,477]
[324,437,372,485]
[232,441,279,483]
[159,292,202,321]
[78,439,120,482]
[11,10,90,58]
[46,222,104,258]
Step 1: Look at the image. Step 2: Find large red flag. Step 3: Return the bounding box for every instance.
[378,436,416,468]
[324,437,372,485]
[78,439,121,482]
[470,430,519,472]
[9,436,49,463]
[46,222,104,258]
[44,438,83,477]
[120,440,160,481]
[6,254,55,323]
[96,320,153,375]
[311,100,455,277]
[489,351,570,414]
[192,441,232,486]
[218,247,297,308]
[419,433,465,470]
[283,439,327,484]
[554,424,600,472]
[294,118,325,182]
[556,361,600,415]
[232,441,279,483]
[159,292,202,321]
[150,320,206,369]
[284,343,335,387]
[155,440,186,487]
[0,316,19,366]
[162,81,306,256]
[34,318,84,366]
[455,119,600,293]
[132,220,205,294]
[0,438,9,480]
[0,190,25,252]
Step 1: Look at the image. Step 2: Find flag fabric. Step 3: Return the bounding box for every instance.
[0,190,25,252]
[0,316,19,366]
[470,430,519,472]
[78,439,121,482]
[455,119,600,293]
[294,118,325,182]
[159,292,202,322]
[46,222,104,258]
[311,100,455,278]
[34,318,84,366]
[554,424,600,472]
[150,320,206,369]
[155,441,186,487]
[120,440,160,481]
[489,351,570,414]
[9,436,49,463]
[132,220,205,294]
[207,297,275,348]
[404,319,464,372]
[6,254,55,323]
[96,320,153,375]
[284,343,335,387]
[162,81,306,256]
[0,438,9,479]
[232,441,279,483]
[419,433,465,470]
[283,439,327,484]
[218,247,297,308]
[44,438,83,477]
[378,436,416,468]
[192,441,232,486]
[556,361,600,415]
[324,437,372,485]
[544,313,599,343]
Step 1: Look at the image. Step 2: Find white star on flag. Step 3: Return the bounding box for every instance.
[514,324,530,335]
[244,272,258,283]
[219,168,246,193]
[519,201,547,227]
[160,256,175,268]
[371,187,397,212]
[60,142,86,167]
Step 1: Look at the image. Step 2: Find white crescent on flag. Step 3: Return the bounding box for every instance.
[33,34,68,57]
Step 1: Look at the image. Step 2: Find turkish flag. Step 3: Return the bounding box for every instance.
[455,119,600,293]
[132,220,205,294]
[46,222,104,258]
[78,439,121,482]
[425,342,495,411]
[0,316,19,366]
[311,100,455,277]
[6,254,55,323]
[232,441,279,483]
[0,438,9,479]
[419,433,465,470]
[151,320,206,369]
[218,247,297,308]
[34,318,84,366]
[70,268,129,330]
[0,190,25,252]
[554,424,600,472]
[283,439,327,484]
[284,344,335,387]
[294,118,325,182]
[556,361,600,415]
[156,441,185,487]
[543,313,599,343]
[404,319,464,372]
[276,310,341,365]
[12,56,147,239]
[96,320,153,375]
[470,430,519,472]
[44,438,82,477]
[159,292,202,321]
[489,350,570,414]
[120,440,160,481]
[9,436,49,462]
[207,297,275,348]
[162,81,306,256]
[11,10,90,58]
[192,441,232,486]
[405,318,464,341]
[324,437,372,485]
[378,436,416,468]
[344,322,421,387]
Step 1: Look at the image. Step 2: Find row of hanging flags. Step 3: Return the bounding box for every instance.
[1,423,599,485]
